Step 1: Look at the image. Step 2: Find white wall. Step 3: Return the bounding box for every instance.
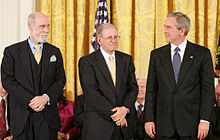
[0,0,35,64]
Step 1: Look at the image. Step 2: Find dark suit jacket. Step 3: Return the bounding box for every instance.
[78,49,138,140]
[212,105,220,139]
[74,94,85,130]
[1,39,66,136]
[74,94,85,140]
[144,41,215,137]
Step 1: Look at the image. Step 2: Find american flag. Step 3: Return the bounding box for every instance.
[90,0,109,52]
[216,36,220,70]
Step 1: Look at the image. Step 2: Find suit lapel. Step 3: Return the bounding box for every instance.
[160,45,176,86]
[115,51,123,91]
[41,43,50,84]
[176,41,195,88]
[19,40,34,89]
[96,50,116,90]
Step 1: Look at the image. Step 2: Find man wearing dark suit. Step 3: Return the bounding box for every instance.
[74,94,85,140]
[79,23,138,140]
[211,84,220,140]
[133,78,151,140]
[0,72,12,140]
[1,12,66,140]
[144,12,215,140]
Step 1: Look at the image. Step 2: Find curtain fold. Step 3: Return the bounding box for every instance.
[39,0,220,101]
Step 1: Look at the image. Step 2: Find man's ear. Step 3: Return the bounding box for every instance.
[28,24,33,32]
[180,27,186,36]
[97,36,102,45]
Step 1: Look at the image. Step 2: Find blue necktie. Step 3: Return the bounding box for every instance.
[173,47,181,83]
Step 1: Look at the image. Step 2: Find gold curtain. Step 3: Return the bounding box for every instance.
[39,0,220,101]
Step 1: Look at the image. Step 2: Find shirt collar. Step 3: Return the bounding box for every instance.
[28,38,43,50]
[100,47,115,60]
[171,39,187,53]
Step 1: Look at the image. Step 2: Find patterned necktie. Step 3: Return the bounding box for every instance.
[137,104,143,118]
[173,47,181,83]
[109,55,116,86]
[0,99,7,138]
[34,45,41,64]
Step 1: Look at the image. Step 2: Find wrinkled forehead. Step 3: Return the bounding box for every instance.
[34,14,49,26]
[102,27,118,36]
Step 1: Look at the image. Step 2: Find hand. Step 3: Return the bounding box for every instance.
[57,131,70,140]
[4,136,13,140]
[197,122,210,140]
[29,94,48,112]
[111,106,128,122]
[115,118,128,127]
[145,122,156,138]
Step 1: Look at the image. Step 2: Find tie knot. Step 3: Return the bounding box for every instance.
[34,45,41,51]
[109,55,114,61]
[175,47,180,52]
[138,104,143,110]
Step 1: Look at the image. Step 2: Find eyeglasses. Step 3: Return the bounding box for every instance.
[102,36,120,42]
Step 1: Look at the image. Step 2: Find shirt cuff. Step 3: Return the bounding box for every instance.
[200,119,210,124]
[43,94,50,105]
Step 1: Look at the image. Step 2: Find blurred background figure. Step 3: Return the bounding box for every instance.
[133,78,151,140]
[57,92,80,140]
[0,72,12,140]
[211,84,220,140]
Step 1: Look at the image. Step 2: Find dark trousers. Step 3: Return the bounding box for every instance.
[110,127,124,140]
[156,132,198,140]
[13,112,58,140]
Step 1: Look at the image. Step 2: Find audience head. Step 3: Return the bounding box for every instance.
[164,12,190,46]
[215,84,220,107]
[96,23,119,55]
[27,12,50,44]
[136,78,147,104]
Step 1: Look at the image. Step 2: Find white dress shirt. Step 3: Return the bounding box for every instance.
[135,101,145,112]
[100,47,116,68]
[170,39,209,124]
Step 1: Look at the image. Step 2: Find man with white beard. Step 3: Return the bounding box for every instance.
[1,12,66,140]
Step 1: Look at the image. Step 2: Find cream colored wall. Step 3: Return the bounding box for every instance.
[0,0,36,64]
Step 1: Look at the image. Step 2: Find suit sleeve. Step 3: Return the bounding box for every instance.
[1,47,34,109]
[78,57,114,120]
[74,95,85,128]
[144,51,158,122]
[121,56,138,112]
[44,48,66,106]
[200,49,215,122]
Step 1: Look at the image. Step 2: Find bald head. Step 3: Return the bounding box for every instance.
[27,12,48,25]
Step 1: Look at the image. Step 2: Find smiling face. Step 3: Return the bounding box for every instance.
[28,12,50,44]
[97,26,119,55]
[164,17,186,46]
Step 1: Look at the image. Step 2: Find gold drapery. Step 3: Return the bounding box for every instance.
[39,0,220,101]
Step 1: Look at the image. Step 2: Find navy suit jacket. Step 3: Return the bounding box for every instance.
[144,41,215,137]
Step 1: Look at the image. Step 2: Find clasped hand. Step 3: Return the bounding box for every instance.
[29,94,48,112]
[111,106,128,127]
